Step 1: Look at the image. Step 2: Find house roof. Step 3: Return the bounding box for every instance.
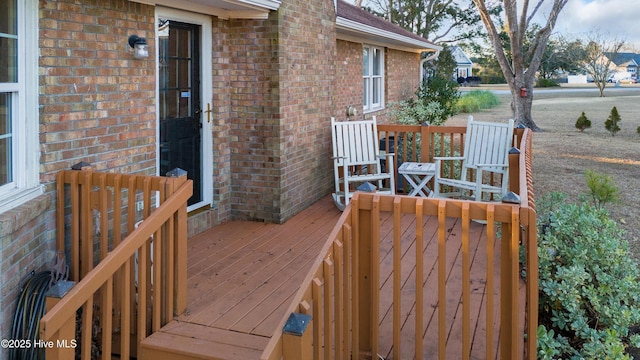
[603,52,640,67]
[336,0,441,54]
[451,46,473,66]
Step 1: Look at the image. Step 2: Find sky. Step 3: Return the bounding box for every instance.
[361,0,640,50]
[551,0,640,50]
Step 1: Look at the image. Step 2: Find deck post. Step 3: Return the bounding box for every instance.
[508,147,521,195]
[420,125,432,162]
[43,281,76,360]
[282,313,312,360]
[356,202,373,358]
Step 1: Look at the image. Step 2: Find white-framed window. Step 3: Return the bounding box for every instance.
[0,0,41,213]
[363,45,384,112]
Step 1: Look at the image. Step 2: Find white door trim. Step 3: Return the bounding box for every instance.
[155,7,213,212]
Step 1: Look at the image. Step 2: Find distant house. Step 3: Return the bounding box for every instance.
[451,46,474,80]
[603,52,640,78]
[0,0,439,348]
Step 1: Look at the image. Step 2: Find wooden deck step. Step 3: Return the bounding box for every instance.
[139,321,268,360]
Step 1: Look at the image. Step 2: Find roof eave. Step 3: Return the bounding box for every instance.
[131,0,280,19]
[336,17,441,54]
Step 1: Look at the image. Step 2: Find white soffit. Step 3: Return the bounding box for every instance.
[132,0,281,19]
[336,17,441,54]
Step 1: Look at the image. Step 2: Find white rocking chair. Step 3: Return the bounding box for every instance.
[433,116,514,201]
[331,116,395,210]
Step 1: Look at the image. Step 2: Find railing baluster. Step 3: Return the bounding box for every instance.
[312,278,322,360]
[333,241,344,360]
[392,197,401,360]
[415,198,424,359]
[70,171,80,282]
[323,259,333,360]
[342,223,352,360]
[101,278,113,360]
[81,298,93,359]
[486,205,496,360]
[461,203,471,360]
[437,200,447,360]
[371,196,381,357]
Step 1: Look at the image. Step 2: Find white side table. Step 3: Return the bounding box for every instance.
[398,162,436,197]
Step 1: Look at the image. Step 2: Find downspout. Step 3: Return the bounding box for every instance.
[420,50,439,82]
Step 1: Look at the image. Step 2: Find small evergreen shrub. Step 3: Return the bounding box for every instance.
[605,106,622,136]
[575,111,591,132]
[584,169,619,209]
[536,193,640,359]
[636,126,640,136]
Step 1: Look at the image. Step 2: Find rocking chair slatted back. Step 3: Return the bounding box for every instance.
[434,116,514,201]
[331,117,395,210]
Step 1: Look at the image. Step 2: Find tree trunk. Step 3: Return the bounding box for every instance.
[511,87,539,131]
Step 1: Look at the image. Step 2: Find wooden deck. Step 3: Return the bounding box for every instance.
[141,195,526,359]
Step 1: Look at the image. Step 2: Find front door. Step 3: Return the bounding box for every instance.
[158,15,211,208]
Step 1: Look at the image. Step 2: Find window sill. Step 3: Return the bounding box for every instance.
[0,187,47,237]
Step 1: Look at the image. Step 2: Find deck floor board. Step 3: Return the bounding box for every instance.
[142,196,528,359]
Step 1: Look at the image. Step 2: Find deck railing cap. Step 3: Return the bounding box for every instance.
[283,313,312,336]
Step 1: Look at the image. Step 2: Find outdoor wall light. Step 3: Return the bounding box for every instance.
[128,35,149,59]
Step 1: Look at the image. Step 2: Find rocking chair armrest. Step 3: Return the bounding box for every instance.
[377,152,395,160]
[331,156,348,160]
[476,163,508,173]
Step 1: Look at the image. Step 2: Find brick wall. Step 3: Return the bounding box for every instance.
[225,16,282,221]
[276,0,336,221]
[39,0,156,188]
[226,0,336,223]
[335,40,363,119]
[385,48,422,110]
[0,196,53,352]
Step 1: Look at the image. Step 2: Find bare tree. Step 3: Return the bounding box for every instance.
[580,33,625,97]
[364,0,494,43]
[472,0,569,130]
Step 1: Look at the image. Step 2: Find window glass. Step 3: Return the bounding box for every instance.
[0,0,18,83]
[363,79,369,107]
[373,48,381,76]
[0,0,17,35]
[362,47,369,76]
[0,94,12,185]
[373,78,381,105]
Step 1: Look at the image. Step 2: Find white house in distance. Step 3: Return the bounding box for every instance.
[451,46,473,80]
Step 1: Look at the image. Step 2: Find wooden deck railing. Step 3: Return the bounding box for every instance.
[262,125,537,360]
[39,168,192,359]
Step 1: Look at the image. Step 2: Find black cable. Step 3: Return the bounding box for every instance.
[9,271,53,360]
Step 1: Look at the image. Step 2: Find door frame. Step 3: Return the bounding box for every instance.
[155,7,213,212]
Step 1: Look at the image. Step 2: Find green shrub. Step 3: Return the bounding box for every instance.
[536,193,640,359]
[536,78,560,87]
[584,169,619,209]
[575,111,591,132]
[388,99,445,126]
[456,96,480,113]
[605,106,622,136]
[456,90,500,113]
[636,126,640,136]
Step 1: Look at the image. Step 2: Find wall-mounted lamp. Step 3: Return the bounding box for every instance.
[346,105,358,117]
[128,35,149,59]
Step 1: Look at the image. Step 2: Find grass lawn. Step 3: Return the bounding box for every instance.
[449,85,640,257]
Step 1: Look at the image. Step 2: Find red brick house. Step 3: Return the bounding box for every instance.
[0,0,438,345]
